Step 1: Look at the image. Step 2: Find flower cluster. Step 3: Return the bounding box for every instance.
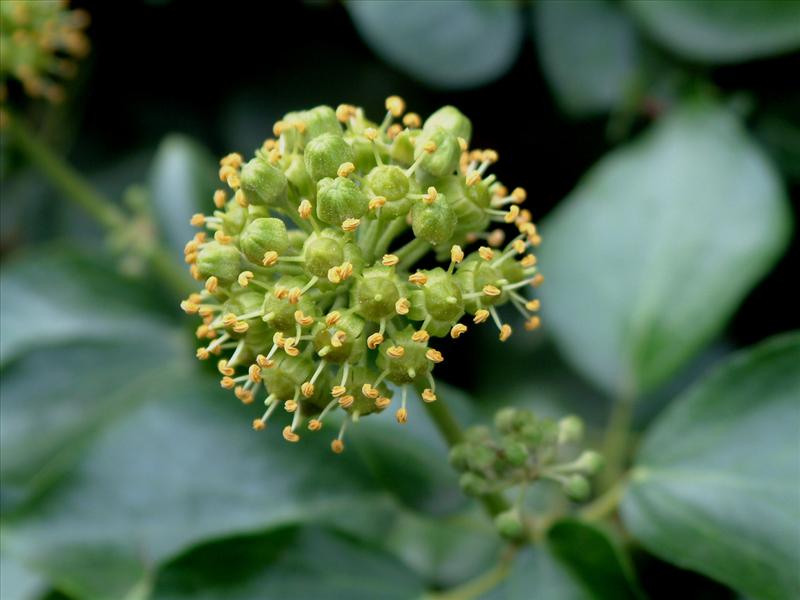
[0,0,90,106]
[451,408,603,537]
[181,98,543,452]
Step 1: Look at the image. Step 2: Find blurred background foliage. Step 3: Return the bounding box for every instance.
[1,1,798,599]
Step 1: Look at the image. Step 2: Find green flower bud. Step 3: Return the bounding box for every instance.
[564,474,591,501]
[283,154,316,200]
[415,129,461,179]
[558,415,584,445]
[196,241,240,283]
[313,312,365,364]
[438,175,490,234]
[366,165,413,219]
[354,266,401,321]
[464,425,492,444]
[350,136,381,173]
[411,195,456,246]
[342,366,392,417]
[303,232,344,278]
[456,256,507,312]
[459,472,490,497]
[221,202,248,236]
[501,439,529,467]
[575,450,604,475]
[239,217,289,264]
[304,133,355,182]
[494,408,518,434]
[301,105,342,140]
[423,106,472,144]
[421,268,464,322]
[316,176,368,225]
[376,326,432,385]
[389,128,421,165]
[494,510,524,540]
[262,355,313,400]
[448,444,470,471]
[240,157,288,206]
[466,444,497,472]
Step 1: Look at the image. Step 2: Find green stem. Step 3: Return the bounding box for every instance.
[428,554,514,600]
[600,391,635,490]
[395,237,431,270]
[374,217,407,258]
[421,396,510,519]
[579,476,626,522]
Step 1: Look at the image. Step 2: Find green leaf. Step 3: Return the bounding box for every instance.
[621,332,800,600]
[0,551,45,600]
[625,0,800,63]
[547,519,643,599]
[486,548,591,599]
[148,135,218,257]
[347,0,523,89]
[534,0,640,116]
[537,100,791,397]
[153,526,427,600]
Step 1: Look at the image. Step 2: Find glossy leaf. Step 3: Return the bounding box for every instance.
[347,0,523,89]
[625,0,800,63]
[622,333,800,600]
[537,101,791,397]
[534,0,639,116]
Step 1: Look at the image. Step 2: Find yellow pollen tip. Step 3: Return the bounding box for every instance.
[238,271,254,287]
[331,439,345,453]
[338,395,354,408]
[387,346,405,359]
[284,400,298,413]
[423,140,437,154]
[483,149,499,164]
[308,419,322,431]
[190,213,205,227]
[457,137,468,151]
[451,324,468,339]
[298,199,313,219]
[521,254,537,268]
[532,274,545,287]
[218,359,234,376]
[220,376,235,389]
[513,240,526,254]
[483,285,502,297]
[213,189,227,208]
[412,330,429,343]
[205,276,218,292]
[301,382,315,398]
[526,299,541,311]
[422,389,437,403]
[504,205,520,224]
[369,196,387,210]
[196,347,210,360]
[466,171,481,187]
[525,316,542,331]
[367,332,384,350]
[325,311,341,327]
[233,321,249,334]
[235,189,248,207]
[180,300,199,314]
[387,124,403,139]
[341,218,360,232]
[257,354,274,369]
[376,396,391,409]
[235,386,254,404]
[450,245,464,264]
[396,408,408,424]
[385,95,405,117]
[252,419,266,431]
[382,254,399,267]
[248,364,262,383]
[332,385,347,398]
[214,230,233,244]
[337,162,356,178]
[409,272,428,286]
[262,251,279,267]
[426,348,444,363]
[403,113,421,128]
[336,104,356,122]
[282,426,300,443]
[474,309,490,324]
[479,247,494,261]
[511,187,527,203]
[364,127,379,141]
[395,297,411,315]
[499,324,512,342]
[488,229,505,248]
[362,384,379,399]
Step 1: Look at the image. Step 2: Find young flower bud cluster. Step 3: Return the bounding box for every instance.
[450,408,603,537]
[0,0,90,107]
[181,97,544,453]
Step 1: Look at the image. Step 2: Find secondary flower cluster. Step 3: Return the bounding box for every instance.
[181,98,543,452]
[0,0,90,105]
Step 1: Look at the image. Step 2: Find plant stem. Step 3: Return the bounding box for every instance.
[428,553,515,600]
[600,391,635,490]
[421,396,511,519]
[579,476,626,522]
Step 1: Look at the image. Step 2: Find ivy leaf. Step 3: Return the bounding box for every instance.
[625,0,800,63]
[153,526,427,600]
[148,135,218,257]
[347,0,523,89]
[537,100,791,397]
[622,333,800,600]
[534,0,640,116]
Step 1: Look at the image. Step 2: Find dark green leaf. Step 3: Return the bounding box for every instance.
[547,519,643,599]
[347,0,523,89]
[622,332,800,600]
[153,526,427,600]
[625,0,800,63]
[486,548,591,599]
[534,0,640,116]
[537,101,791,397]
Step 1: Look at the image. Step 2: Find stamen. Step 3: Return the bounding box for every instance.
[396,386,408,424]
[451,323,467,338]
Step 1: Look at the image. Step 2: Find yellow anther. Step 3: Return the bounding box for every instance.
[301,382,315,398]
[511,187,527,203]
[494,184,509,198]
[525,316,542,331]
[364,127,379,141]
[382,254,399,267]
[272,120,289,136]
[385,95,405,117]
[184,240,199,256]
[190,213,205,226]
[262,139,277,151]
[526,299,541,311]
[252,419,266,431]
[336,104,357,122]
[282,426,300,443]
[337,162,356,178]
[457,136,468,152]
[396,408,408,424]
[367,332,384,349]
[195,324,210,339]
[532,274,545,287]
[222,313,238,327]
[387,124,403,139]
[450,245,464,264]
[362,384,380,399]
[220,152,243,168]
[483,285,502,297]
[342,218,360,232]
[308,419,322,432]
[238,271,254,287]
[521,254,537,268]
[257,354,275,369]
[205,276,218,293]
[274,286,289,300]
[412,330,429,343]
[519,222,537,238]
[338,395,354,408]
[387,346,405,359]
[332,386,346,398]
[235,386,254,404]
[513,239,526,254]
[422,186,438,204]
[218,359,234,376]
[423,140,437,154]
[469,150,483,161]
[260,250,279,267]
[294,310,314,327]
[248,364,262,383]
[218,164,236,183]
[326,311,341,327]
[331,330,347,348]
[504,205,520,224]
[499,324,512,342]
[466,171,481,186]
[190,265,201,280]
[331,439,345,453]
[288,287,302,304]
[180,300,199,314]
[235,189,248,207]
[422,389,437,403]
[483,149,499,164]
[530,234,542,247]
[488,229,505,247]
[426,348,444,363]
[298,199,313,219]
[327,266,342,284]
[294,121,307,134]
[284,400,298,413]
[451,323,468,338]
[409,272,428,286]
[403,112,421,128]
[213,189,227,208]
[479,246,494,261]
[233,321,249,334]
[474,309,490,324]
[369,196,387,210]
[339,262,354,280]
[376,396,391,409]
[196,347,210,360]
[214,230,233,245]
[220,376,235,389]
[268,148,281,165]
[395,297,410,315]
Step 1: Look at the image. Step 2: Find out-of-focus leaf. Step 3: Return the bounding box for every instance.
[148,135,218,257]
[534,0,639,116]
[537,100,791,397]
[625,0,800,63]
[0,550,46,600]
[485,548,590,599]
[153,526,427,600]
[622,333,800,600]
[346,0,523,89]
[0,248,170,367]
[547,519,643,599]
